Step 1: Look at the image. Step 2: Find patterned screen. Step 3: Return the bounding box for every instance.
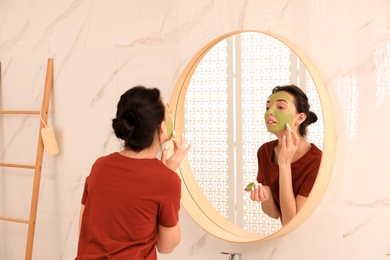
[184,32,324,235]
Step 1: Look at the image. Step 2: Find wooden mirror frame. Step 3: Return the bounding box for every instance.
[169,30,336,243]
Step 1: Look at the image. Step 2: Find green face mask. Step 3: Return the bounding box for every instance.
[264,91,295,133]
[164,102,174,139]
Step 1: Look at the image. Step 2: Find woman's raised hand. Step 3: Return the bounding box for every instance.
[278,123,300,166]
[161,131,191,171]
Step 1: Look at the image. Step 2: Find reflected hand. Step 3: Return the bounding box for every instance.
[249,184,271,203]
[278,123,300,166]
[161,131,191,171]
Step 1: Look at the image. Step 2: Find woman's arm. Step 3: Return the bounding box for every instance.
[278,163,298,225]
[277,124,305,225]
[250,185,280,219]
[156,223,181,254]
[78,204,85,235]
[259,187,280,219]
[279,171,308,225]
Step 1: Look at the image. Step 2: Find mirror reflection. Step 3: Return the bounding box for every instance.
[183,32,324,235]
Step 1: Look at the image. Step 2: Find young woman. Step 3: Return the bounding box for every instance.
[250,85,322,226]
[76,86,190,259]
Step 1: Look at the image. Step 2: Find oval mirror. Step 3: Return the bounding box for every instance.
[170,30,336,242]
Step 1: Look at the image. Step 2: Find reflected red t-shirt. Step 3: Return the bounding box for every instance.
[76,152,181,260]
[256,140,322,214]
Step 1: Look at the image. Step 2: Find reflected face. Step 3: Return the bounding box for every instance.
[264,91,296,133]
[164,102,174,139]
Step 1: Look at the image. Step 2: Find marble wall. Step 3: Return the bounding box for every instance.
[0,0,389,259]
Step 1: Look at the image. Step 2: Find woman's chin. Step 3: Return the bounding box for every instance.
[267,126,285,133]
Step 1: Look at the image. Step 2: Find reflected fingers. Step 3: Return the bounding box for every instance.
[249,184,268,203]
[249,186,258,202]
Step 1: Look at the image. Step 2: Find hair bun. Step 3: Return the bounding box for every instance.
[112,118,135,139]
[309,111,318,124]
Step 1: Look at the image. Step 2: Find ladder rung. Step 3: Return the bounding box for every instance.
[0,163,36,169]
[0,110,40,115]
[0,216,29,224]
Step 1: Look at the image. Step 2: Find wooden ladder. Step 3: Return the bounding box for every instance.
[0,58,54,260]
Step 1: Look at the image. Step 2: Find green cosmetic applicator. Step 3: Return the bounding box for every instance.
[244,182,256,191]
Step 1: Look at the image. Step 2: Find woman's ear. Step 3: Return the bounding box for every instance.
[159,119,172,144]
[160,119,167,135]
[296,112,307,125]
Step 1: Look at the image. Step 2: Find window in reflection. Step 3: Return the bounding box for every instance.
[184,32,324,235]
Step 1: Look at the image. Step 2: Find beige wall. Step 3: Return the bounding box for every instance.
[0,1,389,259]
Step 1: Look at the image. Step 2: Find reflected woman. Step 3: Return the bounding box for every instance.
[249,85,322,226]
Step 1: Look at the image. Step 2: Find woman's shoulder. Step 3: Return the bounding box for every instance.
[296,143,322,165]
[92,152,117,164]
[309,143,322,156]
[148,159,182,186]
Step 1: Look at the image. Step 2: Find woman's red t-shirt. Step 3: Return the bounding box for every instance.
[76,152,181,260]
[257,140,322,214]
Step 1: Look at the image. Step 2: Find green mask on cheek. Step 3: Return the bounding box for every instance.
[164,103,174,138]
[264,92,295,133]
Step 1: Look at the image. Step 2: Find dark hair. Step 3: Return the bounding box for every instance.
[112,85,165,152]
[272,84,318,137]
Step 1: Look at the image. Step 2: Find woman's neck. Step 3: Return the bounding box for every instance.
[274,136,311,163]
[120,143,160,159]
[121,131,163,159]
